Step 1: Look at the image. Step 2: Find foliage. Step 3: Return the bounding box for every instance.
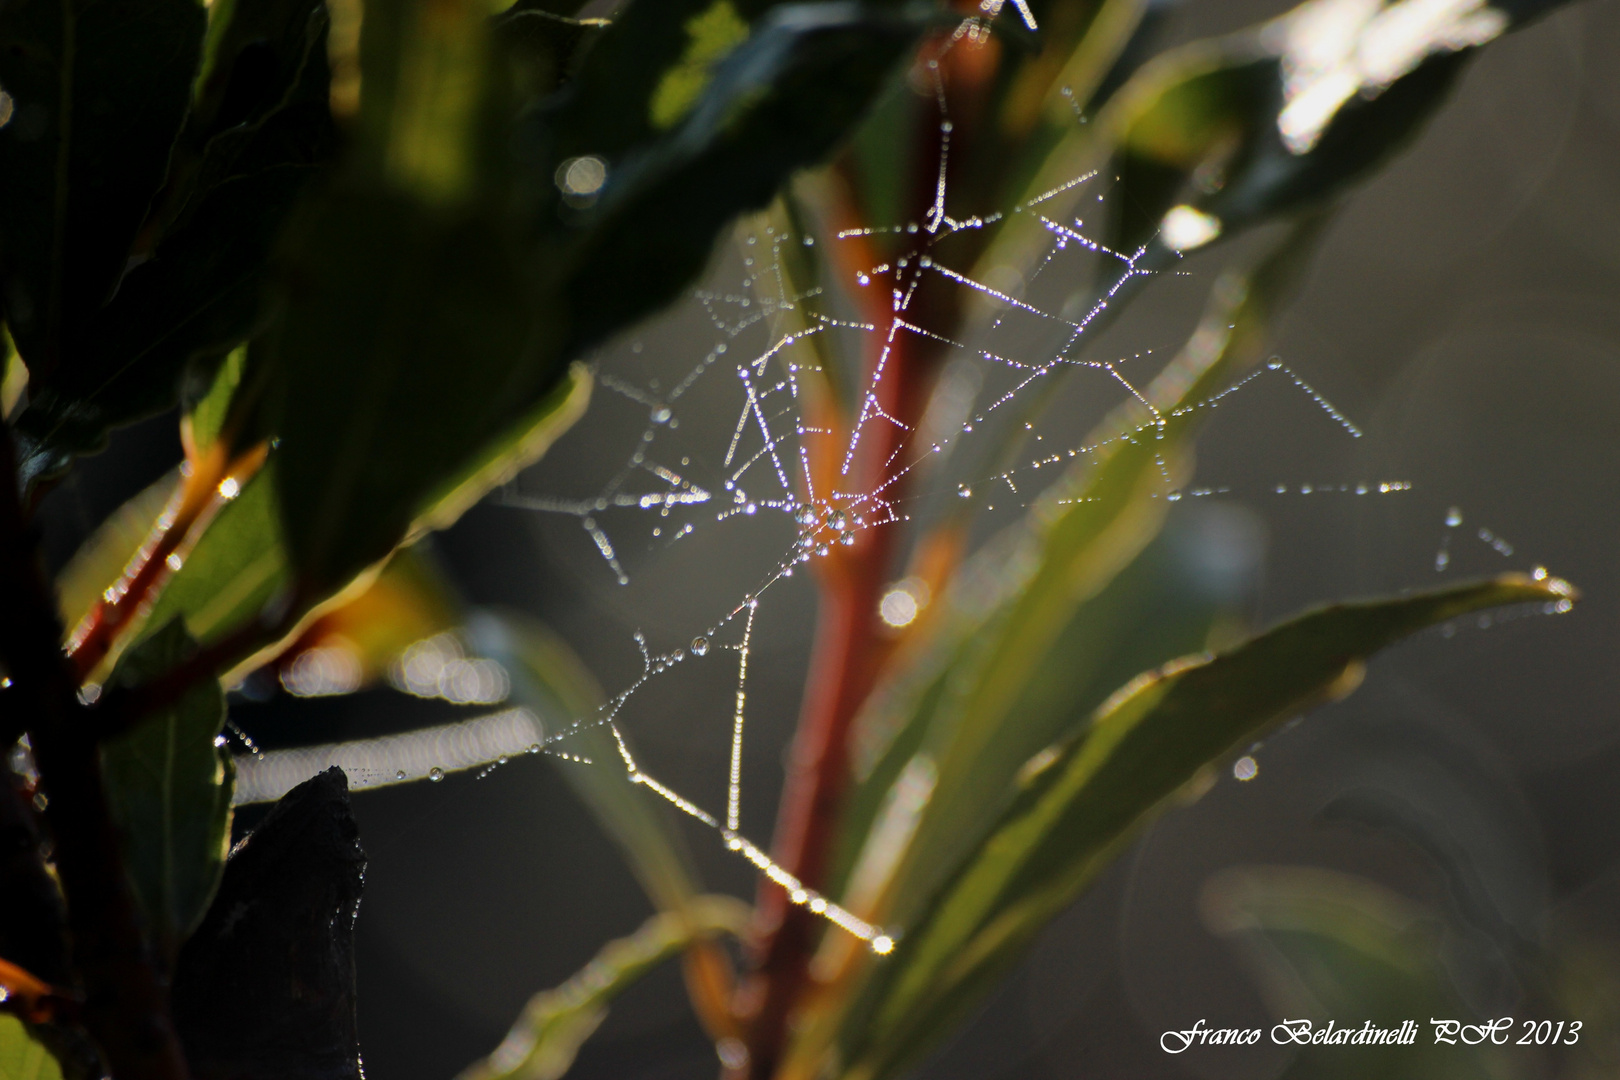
[0,0,1591,1078]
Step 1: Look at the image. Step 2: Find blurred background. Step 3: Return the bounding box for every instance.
[36,0,1620,1076]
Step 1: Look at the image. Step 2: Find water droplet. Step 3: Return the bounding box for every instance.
[1445,507,1462,527]
[396,770,406,780]
[840,533,855,545]
[498,755,508,765]
[651,405,671,423]
[429,767,444,782]
[528,743,541,754]
[829,510,847,531]
[691,636,710,657]
[1233,756,1258,781]
[795,507,816,525]
[1533,565,1548,580]
[816,544,830,557]
[957,484,972,498]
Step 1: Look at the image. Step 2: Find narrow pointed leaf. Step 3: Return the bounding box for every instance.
[459,895,750,1080]
[842,573,1576,1080]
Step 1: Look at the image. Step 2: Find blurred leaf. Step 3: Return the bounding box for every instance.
[824,212,1329,936]
[553,2,931,356]
[471,612,706,915]
[9,0,336,490]
[989,0,1578,313]
[459,895,751,1080]
[825,505,1254,916]
[0,331,23,419]
[100,619,233,962]
[172,767,364,1080]
[409,364,590,539]
[1205,866,1494,1080]
[841,573,1575,1080]
[276,545,462,688]
[0,1017,63,1080]
[0,0,204,373]
[267,189,565,598]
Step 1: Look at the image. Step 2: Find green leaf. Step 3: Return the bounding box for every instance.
[471,612,705,915]
[8,0,335,490]
[986,0,1576,325]
[825,212,1331,938]
[841,573,1575,1080]
[1205,867,1492,1080]
[409,363,590,540]
[459,895,750,1080]
[267,189,567,597]
[100,618,234,961]
[0,1017,63,1080]
[552,1,931,355]
[0,0,205,373]
[140,464,289,651]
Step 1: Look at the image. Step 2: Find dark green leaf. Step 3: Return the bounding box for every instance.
[8,0,336,490]
[100,618,233,961]
[172,767,364,1080]
[268,190,565,597]
[0,0,205,374]
[459,895,750,1080]
[990,0,1578,327]
[553,2,931,355]
[841,573,1575,1080]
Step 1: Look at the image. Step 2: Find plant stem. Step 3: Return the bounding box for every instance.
[66,442,266,682]
[0,423,191,1080]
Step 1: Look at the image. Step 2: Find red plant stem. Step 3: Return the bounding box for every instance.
[66,443,266,683]
[738,262,947,1080]
[732,27,1006,1076]
[0,424,191,1080]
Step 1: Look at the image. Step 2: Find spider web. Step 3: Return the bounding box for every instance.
[232,17,1572,953]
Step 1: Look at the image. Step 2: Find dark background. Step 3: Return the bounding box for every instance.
[39,0,1620,1076]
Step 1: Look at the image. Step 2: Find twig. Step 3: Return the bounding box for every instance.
[0,422,191,1080]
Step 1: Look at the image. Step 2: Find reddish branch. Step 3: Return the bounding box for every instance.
[0,423,192,1080]
[734,28,1002,1078]
[66,442,267,682]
